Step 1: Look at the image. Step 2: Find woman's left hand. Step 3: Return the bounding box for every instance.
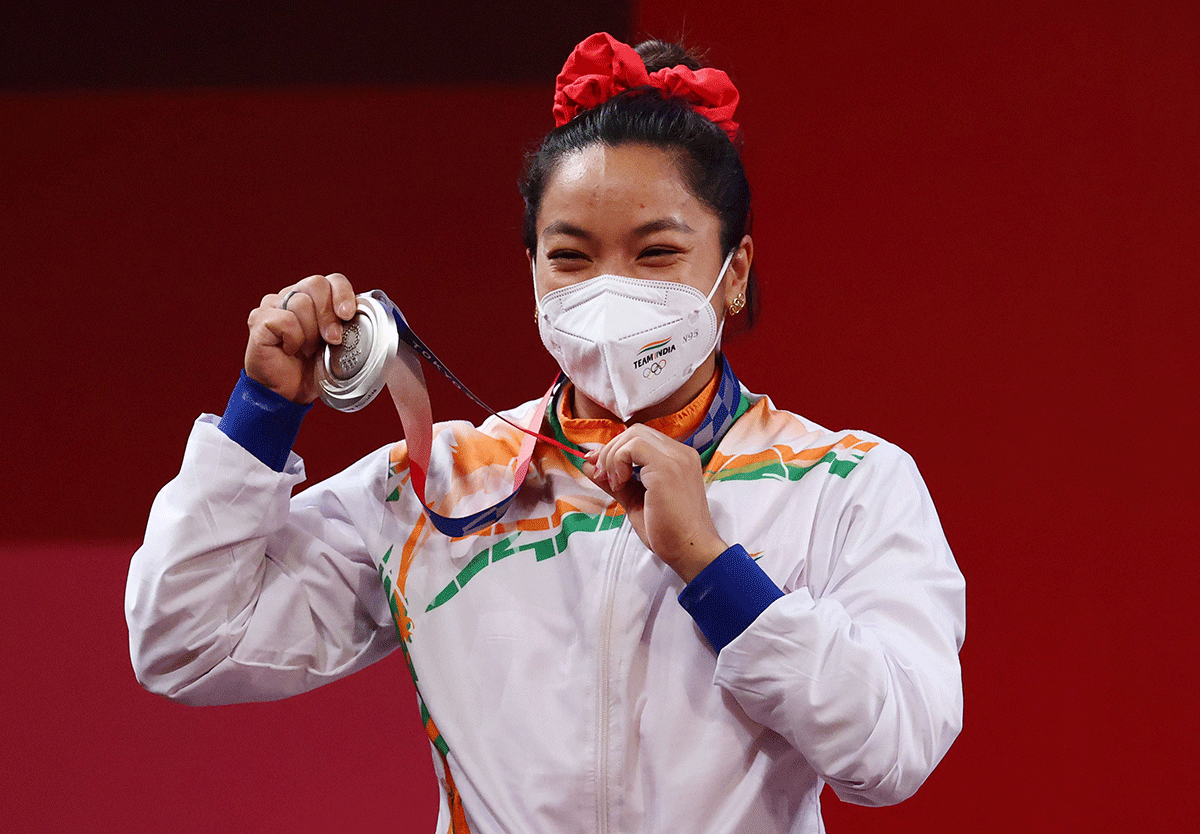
[583,425,728,582]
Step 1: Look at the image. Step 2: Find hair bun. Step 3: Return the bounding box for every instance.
[634,39,706,73]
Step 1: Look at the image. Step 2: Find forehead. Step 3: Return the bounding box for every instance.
[538,143,715,234]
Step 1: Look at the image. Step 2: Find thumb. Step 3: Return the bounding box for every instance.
[582,460,614,497]
[581,459,635,504]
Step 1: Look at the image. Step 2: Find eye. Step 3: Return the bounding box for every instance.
[639,246,682,262]
[548,249,588,262]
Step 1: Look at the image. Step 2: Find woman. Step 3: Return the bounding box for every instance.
[127,33,965,833]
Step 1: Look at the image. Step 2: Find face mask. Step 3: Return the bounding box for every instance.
[535,250,736,422]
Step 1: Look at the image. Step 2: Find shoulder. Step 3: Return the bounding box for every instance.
[732,398,949,564]
[711,390,909,486]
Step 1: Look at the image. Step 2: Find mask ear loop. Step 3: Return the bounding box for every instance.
[707,248,738,350]
[705,248,739,305]
[531,258,543,320]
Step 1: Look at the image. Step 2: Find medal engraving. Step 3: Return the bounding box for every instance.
[330,319,368,380]
[316,291,399,412]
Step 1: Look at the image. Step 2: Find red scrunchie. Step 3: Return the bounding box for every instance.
[552,32,741,143]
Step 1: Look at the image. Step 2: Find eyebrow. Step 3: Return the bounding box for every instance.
[542,220,594,240]
[541,217,697,240]
[633,217,696,236]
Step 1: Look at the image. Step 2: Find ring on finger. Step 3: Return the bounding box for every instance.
[281,290,300,311]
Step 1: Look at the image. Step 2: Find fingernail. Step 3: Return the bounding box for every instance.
[338,301,355,319]
[325,323,343,344]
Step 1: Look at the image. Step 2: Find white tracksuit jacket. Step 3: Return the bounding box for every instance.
[126,384,965,834]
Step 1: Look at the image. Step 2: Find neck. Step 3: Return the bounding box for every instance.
[571,352,720,424]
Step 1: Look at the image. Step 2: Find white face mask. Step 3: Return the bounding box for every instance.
[535,250,736,422]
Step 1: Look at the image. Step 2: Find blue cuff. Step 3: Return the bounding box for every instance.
[217,371,313,472]
[678,544,785,652]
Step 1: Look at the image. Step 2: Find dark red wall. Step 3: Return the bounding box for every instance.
[2,2,1196,830]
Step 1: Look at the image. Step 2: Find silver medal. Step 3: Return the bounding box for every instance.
[316,291,400,412]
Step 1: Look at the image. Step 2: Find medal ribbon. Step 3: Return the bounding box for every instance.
[370,293,742,538]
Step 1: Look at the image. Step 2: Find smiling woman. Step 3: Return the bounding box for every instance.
[125,32,965,834]
[532,142,750,426]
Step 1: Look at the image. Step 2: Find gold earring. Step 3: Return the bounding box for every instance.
[729,294,746,315]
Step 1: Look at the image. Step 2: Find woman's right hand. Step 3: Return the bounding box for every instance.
[244,273,359,404]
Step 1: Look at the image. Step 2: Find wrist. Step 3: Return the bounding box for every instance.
[244,363,315,405]
[217,370,313,471]
[677,543,785,652]
[666,535,729,583]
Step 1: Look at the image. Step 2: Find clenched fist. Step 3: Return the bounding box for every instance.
[245,273,358,403]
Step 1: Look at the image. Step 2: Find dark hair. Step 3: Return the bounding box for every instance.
[520,39,758,328]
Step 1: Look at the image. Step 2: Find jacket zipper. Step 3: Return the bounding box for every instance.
[596,520,633,834]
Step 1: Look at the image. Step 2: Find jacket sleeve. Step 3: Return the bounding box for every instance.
[711,444,965,806]
[125,416,400,706]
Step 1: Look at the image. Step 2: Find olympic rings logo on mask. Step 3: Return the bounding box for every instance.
[642,358,668,378]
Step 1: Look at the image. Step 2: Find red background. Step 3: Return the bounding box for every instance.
[2,1,1197,831]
